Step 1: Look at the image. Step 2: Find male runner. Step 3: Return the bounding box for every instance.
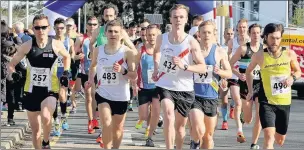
[189,20,232,149]
[220,28,235,130]
[246,23,301,149]
[66,18,83,114]
[227,18,250,143]
[74,16,99,134]
[133,19,150,48]
[127,21,139,42]
[230,23,263,149]
[132,24,161,147]
[86,19,137,149]
[89,3,137,112]
[52,17,75,136]
[152,4,206,149]
[7,14,71,149]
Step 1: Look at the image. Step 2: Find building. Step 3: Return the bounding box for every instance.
[232,1,290,27]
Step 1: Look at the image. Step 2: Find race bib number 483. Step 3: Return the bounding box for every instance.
[270,75,290,95]
[31,68,50,87]
[194,65,213,84]
[159,54,179,75]
[100,66,119,85]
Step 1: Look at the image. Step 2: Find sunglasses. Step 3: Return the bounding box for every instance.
[87,23,98,26]
[34,26,48,30]
[147,24,159,29]
[55,27,65,30]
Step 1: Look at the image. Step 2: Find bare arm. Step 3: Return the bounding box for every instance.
[53,40,71,71]
[122,29,137,51]
[89,27,100,53]
[7,40,32,75]
[217,48,232,79]
[153,35,162,73]
[124,47,138,80]
[74,36,84,60]
[88,47,99,82]
[187,39,206,74]
[245,51,261,94]
[229,45,244,77]
[69,39,75,60]
[289,50,302,79]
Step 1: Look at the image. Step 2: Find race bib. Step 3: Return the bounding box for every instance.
[253,65,260,80]
[159,54,179,75]
[100,66,119,85]
[57,56,64,67]
[31,67,50,87]
[270,75,290,95]
[194,65,213,84]
[147,69,155,84]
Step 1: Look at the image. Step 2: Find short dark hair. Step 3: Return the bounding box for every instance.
[128,21,137,28]
[87,16,98,22]
[32,14,49,25]
[54,17,65,26]
[262,23,284,43]
[102,3,119,15]
[193,15,204,21]
[248,23,262,34]
[105,18,123,31]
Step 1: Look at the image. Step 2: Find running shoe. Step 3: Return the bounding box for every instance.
[237,132,246,143]
[135,120,143,129]
[221,121,228,130]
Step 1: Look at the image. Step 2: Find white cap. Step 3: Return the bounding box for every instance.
[189,26,199,36]
[66,20,75,26]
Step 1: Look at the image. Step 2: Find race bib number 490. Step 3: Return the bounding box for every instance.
[31,68,50,87]
[159,54,179,75]
[270,75,290,95]
[194,65,213,84]
[100,66,119,85]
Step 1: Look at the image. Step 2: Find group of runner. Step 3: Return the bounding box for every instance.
[5,2,302,150]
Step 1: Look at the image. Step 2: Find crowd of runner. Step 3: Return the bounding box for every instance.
[1,3,302,150]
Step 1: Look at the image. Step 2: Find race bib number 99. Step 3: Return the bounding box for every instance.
[159,54,179,75]
[100,66,119,85]
[31,68,50,87]
[270,75,290,95]
[194,65,213,84]
[253,65,260,80]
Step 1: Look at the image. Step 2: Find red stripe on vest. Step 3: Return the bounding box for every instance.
[157,48,190,80]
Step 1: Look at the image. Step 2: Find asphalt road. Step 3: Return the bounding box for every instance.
[20,95,304,149]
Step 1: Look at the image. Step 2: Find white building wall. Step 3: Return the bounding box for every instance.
[232,1,288,27]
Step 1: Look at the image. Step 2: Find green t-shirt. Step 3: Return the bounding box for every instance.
[96,26,108,46]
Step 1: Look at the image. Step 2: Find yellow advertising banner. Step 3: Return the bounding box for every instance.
[281,34,304,47]
[217,5,229,16]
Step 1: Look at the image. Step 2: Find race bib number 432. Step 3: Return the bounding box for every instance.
[159,54,179,75]
[100,66,119,85]
[31,68,50,87]
[194,65,213,84]
[270,75,290,95]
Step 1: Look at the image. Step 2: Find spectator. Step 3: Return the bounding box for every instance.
[14,22,32,43]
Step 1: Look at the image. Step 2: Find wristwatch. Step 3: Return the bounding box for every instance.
[292,74,297,82]
[122,69,128,75]
[184,64,188,71]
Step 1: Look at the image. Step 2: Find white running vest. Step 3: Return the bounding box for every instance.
[156,33,194,91]
[96,45,130,101]
[231,37,240,80]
